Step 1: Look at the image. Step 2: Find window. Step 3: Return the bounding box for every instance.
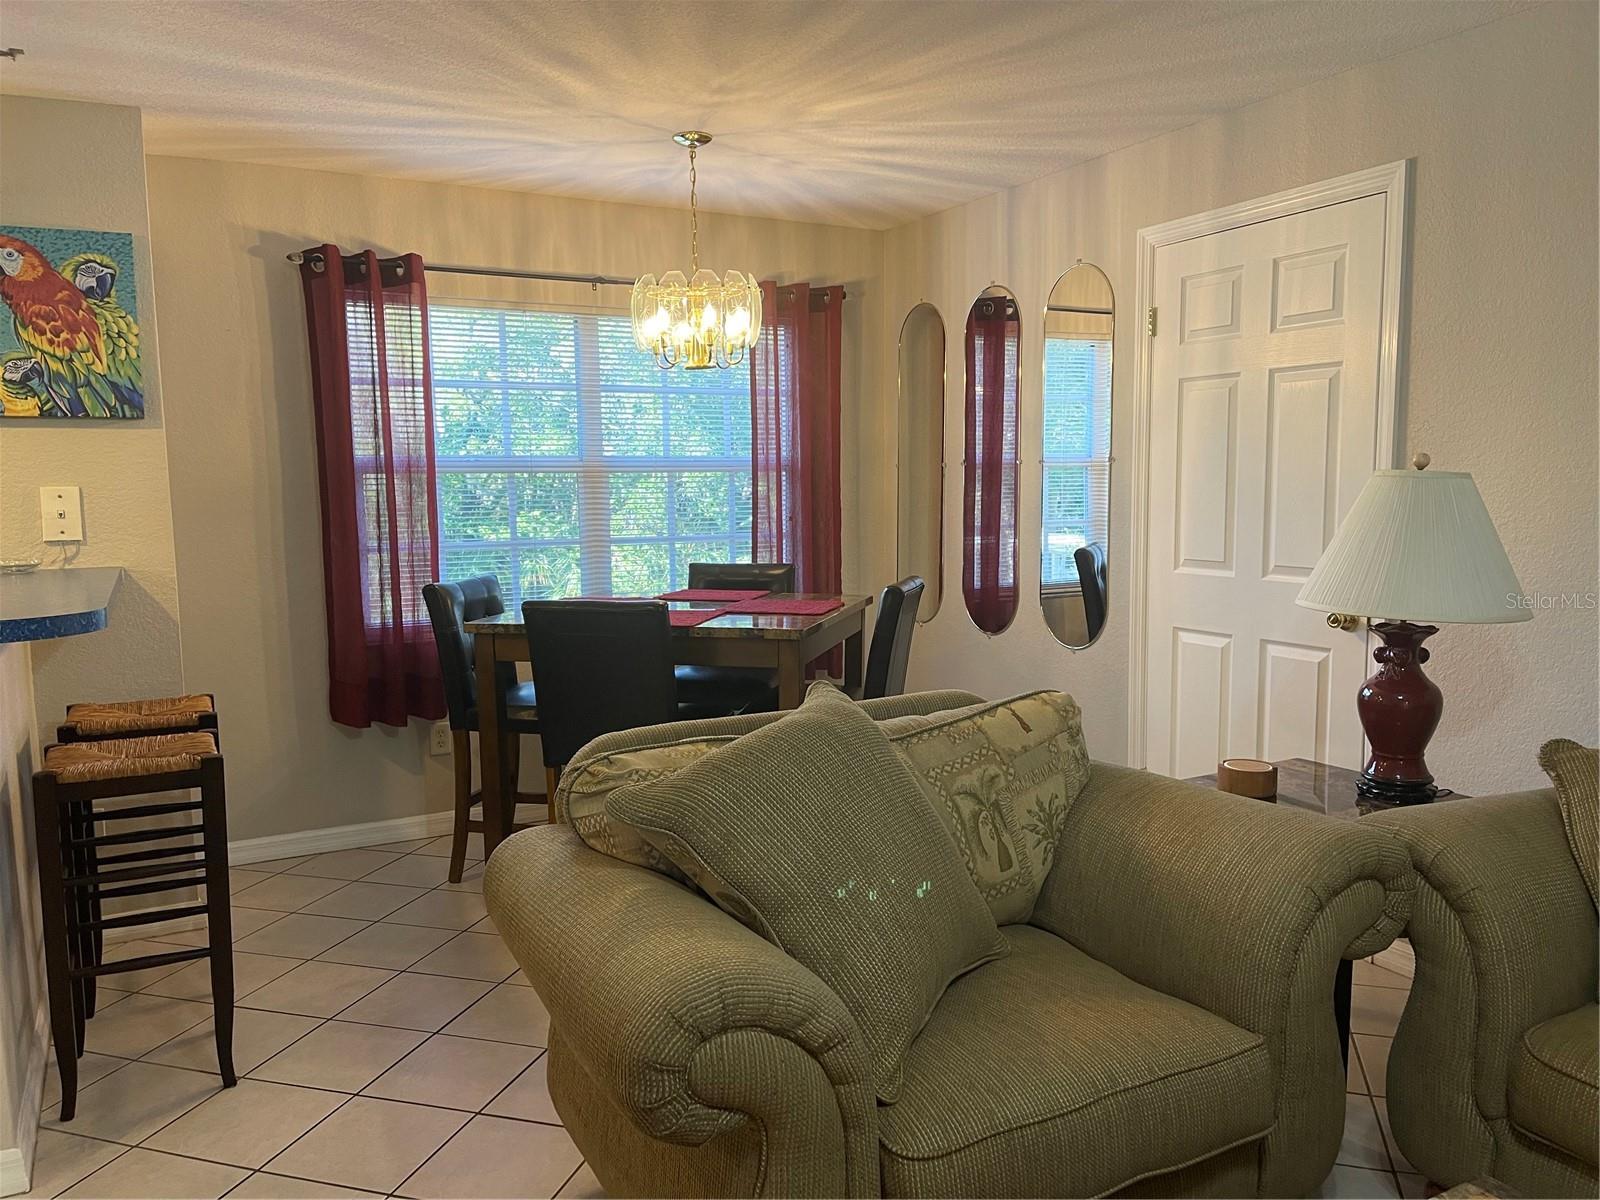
[428,303,753,604]
[1040,336,1111,588]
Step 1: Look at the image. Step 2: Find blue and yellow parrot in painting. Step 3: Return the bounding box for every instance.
[60,251,143,415]
[0,234,144,418]
[1,351,48,418]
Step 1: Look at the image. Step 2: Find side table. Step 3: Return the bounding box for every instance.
[1185,758,1463,1072]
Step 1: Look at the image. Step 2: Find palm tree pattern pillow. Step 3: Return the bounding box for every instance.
[890,691,1090,925]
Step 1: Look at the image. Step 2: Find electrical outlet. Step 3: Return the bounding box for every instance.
[40,486,84,542]
[429,721,452,756]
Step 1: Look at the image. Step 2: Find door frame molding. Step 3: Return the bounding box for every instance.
[1126,159,1412,768]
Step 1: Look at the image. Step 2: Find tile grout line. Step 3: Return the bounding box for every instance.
[56,834,555,1197]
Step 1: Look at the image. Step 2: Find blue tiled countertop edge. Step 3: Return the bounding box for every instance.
[0,567,122,643]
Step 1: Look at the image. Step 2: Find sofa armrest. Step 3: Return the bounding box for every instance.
[1031,763,1415,1197]
[1034,764,1414,1027]
[1364,790,1598,1183]
[484,823,879,1197]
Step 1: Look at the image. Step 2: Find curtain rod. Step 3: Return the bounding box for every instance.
[1046,304,1114,316]
[286,250,634,289]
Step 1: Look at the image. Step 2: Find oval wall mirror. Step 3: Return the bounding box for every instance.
[897,303,946,622]
[962,285,1021,635]
[1039,262,1114,648]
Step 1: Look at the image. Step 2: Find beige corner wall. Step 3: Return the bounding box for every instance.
[143,156,884,841]
[0,644,43,1190]
[877,2,1598,793]
[0,95,184,734]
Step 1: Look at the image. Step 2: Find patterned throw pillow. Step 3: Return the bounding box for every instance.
[606,682,1008,1103]
[1539,738,1599,906]
[889,690,1091,925]
[561,736,738,885]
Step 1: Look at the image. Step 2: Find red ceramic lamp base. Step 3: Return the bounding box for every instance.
[1356,621,1443,806]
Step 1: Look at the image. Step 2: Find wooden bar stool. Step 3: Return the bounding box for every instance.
[55,695,222,1002]
[32,732,234,1120]
[58,693,218,743]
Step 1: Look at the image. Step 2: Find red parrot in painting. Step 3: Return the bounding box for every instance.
[0,233,141,418]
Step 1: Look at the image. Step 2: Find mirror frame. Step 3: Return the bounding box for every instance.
[1038,262,1114,649]
[961,285,1021,637]
[896,302,947,623]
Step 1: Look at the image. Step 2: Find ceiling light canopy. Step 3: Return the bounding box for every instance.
[632,132,761,370]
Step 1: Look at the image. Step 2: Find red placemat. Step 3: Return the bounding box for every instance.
[727,597,844,616]
[669,607,727,627]
[658,588,770,602]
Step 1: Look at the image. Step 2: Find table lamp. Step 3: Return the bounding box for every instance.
[1297,454,1530,804]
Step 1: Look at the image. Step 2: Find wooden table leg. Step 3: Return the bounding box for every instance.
[842,614,865,698]
[777,643,805,709]
[474,633,506,859]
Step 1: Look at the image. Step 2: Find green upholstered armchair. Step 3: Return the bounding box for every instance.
[1368,789,1599,1197]
[484,695,1415,1199]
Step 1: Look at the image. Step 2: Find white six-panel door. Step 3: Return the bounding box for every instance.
[1142,194,1388,779]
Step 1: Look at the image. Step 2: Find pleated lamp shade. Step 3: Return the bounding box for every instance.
[1297,469,1530,624]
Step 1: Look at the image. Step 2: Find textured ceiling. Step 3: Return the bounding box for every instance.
[0,0,1521,228]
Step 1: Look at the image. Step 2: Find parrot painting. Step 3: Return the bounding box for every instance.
[0,232,143,418]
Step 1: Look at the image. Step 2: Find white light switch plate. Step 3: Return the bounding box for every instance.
[41,486,84,542]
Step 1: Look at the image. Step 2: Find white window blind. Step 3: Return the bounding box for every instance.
[429,303,753,604]
[1041,336,1112,588]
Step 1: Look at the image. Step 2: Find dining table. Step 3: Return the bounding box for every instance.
[465,592,873,855]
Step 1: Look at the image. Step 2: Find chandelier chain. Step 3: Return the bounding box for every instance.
[688,145,700,273]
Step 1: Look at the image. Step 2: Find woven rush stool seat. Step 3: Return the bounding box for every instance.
[44,731,220,781]
[33,728,234,1121]
[60,693,217,742]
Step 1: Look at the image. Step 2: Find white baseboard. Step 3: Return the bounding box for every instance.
[0,1149,28,1199]
[0,1005,48,1197]
[1375,937,1414,979]
[229,810,454,866]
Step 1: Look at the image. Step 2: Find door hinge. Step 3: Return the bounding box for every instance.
[1146,306,1158,336]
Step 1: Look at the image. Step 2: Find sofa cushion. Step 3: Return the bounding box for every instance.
[1508,1002,1599,1165]
[879,925,1274,1198]
[607,682,1008,1104]
[559,691,986,878]
[1539,738,1599,906]
[887,690,1092,924]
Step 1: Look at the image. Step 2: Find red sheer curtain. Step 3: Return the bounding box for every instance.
[300,246,444,728]
[751,280,845,670]
[963,294,1020,634]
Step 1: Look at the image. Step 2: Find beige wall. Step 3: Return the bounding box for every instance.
[0,95,185,736]
[143,156,883,840]
[877,2,1598,794]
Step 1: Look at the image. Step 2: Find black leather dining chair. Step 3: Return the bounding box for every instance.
[422,576,544,882]
[521,599,684,813]
[1074,542,1109,643]
[673,561,796,715]
[686,562,796,595]
[862,576,925,700]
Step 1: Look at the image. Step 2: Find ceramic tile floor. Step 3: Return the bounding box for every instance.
[27,834,602,1200]
[27,833,1421,1199]
[1322,958,1422,1199]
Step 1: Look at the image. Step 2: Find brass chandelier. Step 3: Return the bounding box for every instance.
[631,132,761,370]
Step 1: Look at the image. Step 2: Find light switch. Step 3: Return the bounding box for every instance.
[41,486,84,542]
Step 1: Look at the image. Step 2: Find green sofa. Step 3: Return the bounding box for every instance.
[1369,787,1599,1197]
[484,692,1415,1198]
